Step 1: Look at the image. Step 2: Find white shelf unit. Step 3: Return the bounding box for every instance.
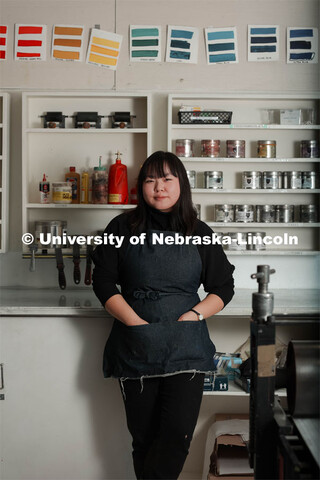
[22,91,151,254]
[168,93,320,256]
[0,93,10,253]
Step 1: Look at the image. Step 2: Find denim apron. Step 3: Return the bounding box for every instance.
[103,230,216,380]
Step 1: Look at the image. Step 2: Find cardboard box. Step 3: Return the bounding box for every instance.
[207,414,253,479]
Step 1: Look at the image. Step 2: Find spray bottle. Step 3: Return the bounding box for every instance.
[39,174,50,204]
[108,151,129,204]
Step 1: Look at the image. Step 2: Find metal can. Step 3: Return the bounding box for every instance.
[175,139,195,157]
[52,182,72,204]
[257,140,277,158]
[194,203,201,219]
[275,204,295,223]
[226,140,246,158]
[226,232,247,251]
[186,170,196,188]
[215,204,234,222]
[299,205,318,223]
[246,232,266,251]
[242,171,262,189]
[256,205,275,223]
[301,171,317,189]
[235,204,254,222]
[282,171,302,189]
[204,171,223,189]
[201,139,220,157]
[300,140,319,158]
[263,171,282,189]
[35,220,67,249]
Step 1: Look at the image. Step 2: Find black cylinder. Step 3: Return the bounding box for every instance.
[286,340,320,417]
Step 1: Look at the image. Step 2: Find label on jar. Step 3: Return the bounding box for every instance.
[235,210,254,222]
[291,177,302,189]
[53,191,72,203]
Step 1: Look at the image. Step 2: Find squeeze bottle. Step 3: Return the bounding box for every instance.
[108,151,129,204]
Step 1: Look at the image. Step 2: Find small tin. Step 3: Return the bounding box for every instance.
[246,232,266,251]
[215,204,234,222]
[194,203,201,219]
[204,171,223,189]
[235,204,254,223]
[201,139,220,157]
[256,205,275,223]
[242,171,262,189]
[301,171,317,189]
[282,171,302,189]
[257,140,277,158]
[175,139,195,157]
[227,140,246,158]
[52,182,72,204]
[299,205,318,223]
[275,204,295,223]
[300,140,319,158]
[226,232,247,251]
[186,170,196,188]
[263,171,282,189]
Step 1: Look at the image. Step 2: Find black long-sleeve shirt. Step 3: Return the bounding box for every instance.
[92,208,235,308]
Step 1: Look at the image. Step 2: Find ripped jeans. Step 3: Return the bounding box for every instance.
[119,372,205,480]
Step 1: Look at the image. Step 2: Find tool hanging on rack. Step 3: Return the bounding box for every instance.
[72,243,81,284]
[55,247,66,290]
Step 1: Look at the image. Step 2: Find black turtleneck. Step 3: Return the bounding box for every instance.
[92,207,235,308]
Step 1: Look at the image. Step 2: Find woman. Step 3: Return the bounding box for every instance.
[92,151,235,480]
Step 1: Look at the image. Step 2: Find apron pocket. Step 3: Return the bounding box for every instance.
[122,323,170,365]
[169,320,212,363]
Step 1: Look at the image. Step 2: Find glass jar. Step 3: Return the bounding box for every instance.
[226,232,247,251]
[246,232,266,251]
[92,167,108,204]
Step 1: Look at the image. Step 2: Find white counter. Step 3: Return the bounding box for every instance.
[0,287,318,316]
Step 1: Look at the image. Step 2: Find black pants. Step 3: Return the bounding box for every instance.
[120,372,205,480]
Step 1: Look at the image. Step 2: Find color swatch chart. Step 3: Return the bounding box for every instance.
[52,25,84,61]
[130,26,161,62]
[14,24,47,60]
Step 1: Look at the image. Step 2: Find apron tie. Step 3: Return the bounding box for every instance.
[133,289,194,301]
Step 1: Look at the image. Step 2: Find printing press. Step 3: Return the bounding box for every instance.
[249,265,319,480]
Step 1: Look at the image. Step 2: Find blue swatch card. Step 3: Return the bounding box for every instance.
[287,27,318,63]
[248,25,279,61]
[130,25,161,62]
[166,26,199,63]
[205,27,238,64]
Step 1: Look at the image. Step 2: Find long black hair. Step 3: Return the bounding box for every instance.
[127,151,198,235]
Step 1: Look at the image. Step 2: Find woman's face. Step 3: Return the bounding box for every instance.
[142,165,180,212]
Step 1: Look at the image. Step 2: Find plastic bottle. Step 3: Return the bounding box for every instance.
[65,166,80,204]
[81,171,89,204]
[108,151,129,204]
[92,156,108,204]
[39,173,50,204]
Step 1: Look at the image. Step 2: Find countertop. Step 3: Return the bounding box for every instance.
[0,287,319,317]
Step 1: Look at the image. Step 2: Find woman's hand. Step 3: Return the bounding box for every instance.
[129,319,149,326]
[177,310,199,322]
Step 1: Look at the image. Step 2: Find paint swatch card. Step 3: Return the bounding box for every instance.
[14,24,47,60]
[0,26,8,60]
[205,27,238,64]
[86,28,122,70]
[287,28,318,63]
[52,25,84,61]
[248,26,279,61]
[130,25,161,62]
[165,26,199,64]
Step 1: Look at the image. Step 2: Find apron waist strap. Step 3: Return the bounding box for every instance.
[133,289,195,301]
